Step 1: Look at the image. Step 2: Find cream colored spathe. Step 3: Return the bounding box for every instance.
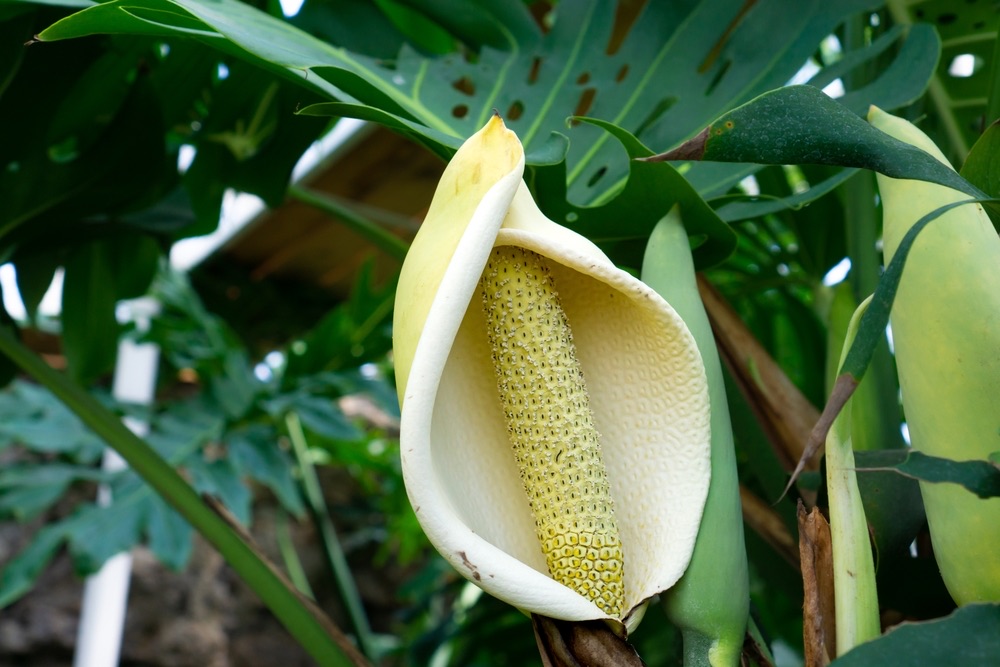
[393,114,712,633]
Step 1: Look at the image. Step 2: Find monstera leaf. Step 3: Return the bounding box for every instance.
[886,0,1000,161]
[38,0,940,266]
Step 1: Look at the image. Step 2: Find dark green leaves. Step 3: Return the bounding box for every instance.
[961,119,1000,195]
[892,0,1000,160]
[182,61,329,236]
[263,392,363,442]
[858,450,1000,499]
[850,450,925,559]
[36,0,941,263]
[829,604,1000,666]
[647,85,984,199]
[960,119,1000,229]
[61,242,122,384]
[533,119,737,268]
[60,234,162,383]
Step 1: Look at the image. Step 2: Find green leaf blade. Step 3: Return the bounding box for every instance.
[654,86,985,199]
[859,450,1000,499]
[829,604,1000,666]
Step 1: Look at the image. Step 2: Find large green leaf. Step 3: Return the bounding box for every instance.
[646,85,984,198]
[858,449,1000,499]
[959,118,1000,229]
[60,235,160,384]
[829,604,1000,666]
[961,118,1000,195]
[182,59,330,235]
[887,0,1000,160]
[37,0,940,263]
[0,30,169,235]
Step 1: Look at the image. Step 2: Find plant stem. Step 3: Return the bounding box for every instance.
[0,326,369,667]
[644,209,749,667]
[285,411,379,662]
[826,298,881,655]
[276,509,315,598]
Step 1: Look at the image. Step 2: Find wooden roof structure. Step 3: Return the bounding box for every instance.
[199,124,444,299]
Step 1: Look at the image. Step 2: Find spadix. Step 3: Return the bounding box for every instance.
[393,114,712,633]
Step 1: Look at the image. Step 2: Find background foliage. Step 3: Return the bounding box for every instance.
[0,0,998,665]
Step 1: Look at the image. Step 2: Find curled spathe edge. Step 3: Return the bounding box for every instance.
[395,120,712,634]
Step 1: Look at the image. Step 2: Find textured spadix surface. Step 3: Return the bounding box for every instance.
[393,116,712,631]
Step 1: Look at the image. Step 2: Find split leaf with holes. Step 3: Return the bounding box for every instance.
[38,0,939,266]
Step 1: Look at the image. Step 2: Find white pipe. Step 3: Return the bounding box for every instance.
[70,118,369,666]
[73,298,161,667]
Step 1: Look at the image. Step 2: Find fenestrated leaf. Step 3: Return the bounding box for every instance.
[836,23,941,114]
[38,0,938,263]
[345,0,456,56]
[533,118,736,268]
[890,0,1000,161]
[290,0,421,61]
[712,168,858,223]
[829,604,1000,666]
[857,449,1000,499]
[646,85,985,199]
[387,0,539,53]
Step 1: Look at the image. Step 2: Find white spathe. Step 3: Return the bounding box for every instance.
[393,116,712,633]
